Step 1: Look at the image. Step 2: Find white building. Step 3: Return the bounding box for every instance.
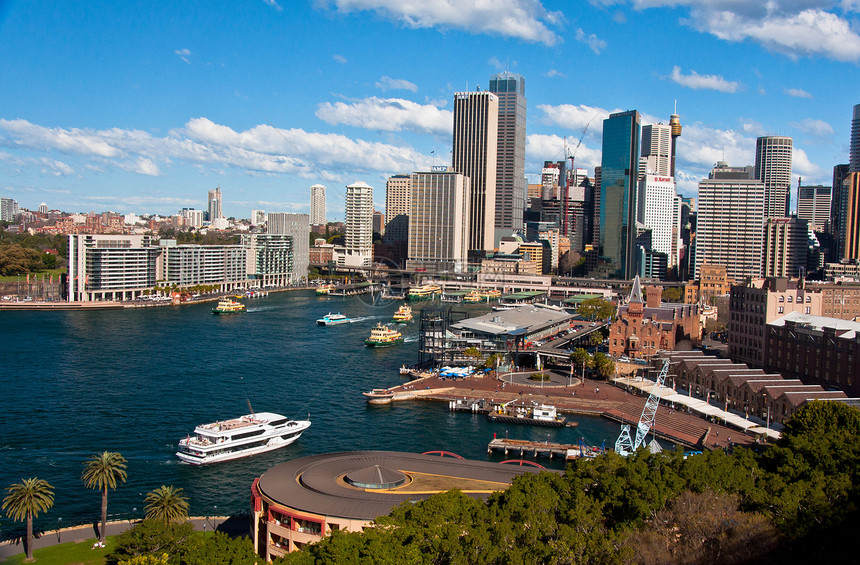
[68,235,161,302]
[337,181,373,267]
[640,123,672,177]
[755,136,793,219]
[267,213,309,283]
[0,197,19,222]
[637,174,681,268]
[251,209,267,226]
[406,170,471,273]
[310,184,326,225]
[180,208,205,228]
[207,186,223,221]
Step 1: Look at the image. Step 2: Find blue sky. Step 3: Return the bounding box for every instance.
[1,0,858,219]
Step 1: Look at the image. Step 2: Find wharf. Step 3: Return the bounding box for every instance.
[487,438,601,461]
[329,282,382,296]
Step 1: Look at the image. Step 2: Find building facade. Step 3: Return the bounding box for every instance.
[762,216,809,278]
[406,170,470,273]
[68,235,161,302]
[339,181,373,267]
[243,234,295,287]
[452,91,498,254]
[755,136,793,219]
[489,72,527,243]
[0,197,19,222]
[640,123,672,177]
[267,213,309,283]
[207,186,223,221]
[638,174,680,268]
[309,184,326,226]
[796,183,831,232]
[851,104,860,173]
[599,110,641,279]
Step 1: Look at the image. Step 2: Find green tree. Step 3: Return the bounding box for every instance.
[2,477,55,560]
[578,298,617,321]
[592,352,615,380]
[661,286,683,303]
[570,347,592,376]
[463,346,482,362]
[118,554,170,565]
[180,531,259,565]
[82,451,128,543]
[589,330,605,347]
[110,519,194,563]
[144,485,189,523]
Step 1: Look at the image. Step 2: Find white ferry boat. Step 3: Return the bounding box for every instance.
[176,412,311,465]
[316,312,350,326]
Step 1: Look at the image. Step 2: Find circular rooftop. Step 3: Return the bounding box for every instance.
[344,465,408,489]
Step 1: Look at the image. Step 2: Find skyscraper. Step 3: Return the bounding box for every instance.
[755,136,793,218]
[640,123,672,177]
[452,90,498,254]
[638,174,681,268]
[265,213,310,284]
[310,184,326,225]
[208,186,222,221]
[796,182,831,232]
[850,104,860,172]
[384,174,411,244]
[406,169,471,273]
[762,217,809,278]
[599,110,641,279]
[489,72,526,243]
[342,181,373,267]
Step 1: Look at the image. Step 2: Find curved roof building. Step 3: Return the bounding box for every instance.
[251,450,540,560]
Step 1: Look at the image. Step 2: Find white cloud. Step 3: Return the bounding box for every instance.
[790,118,835,138]
[321,0,563,45]
[574,28,606,53]
[526,133,601,175]
[669,66,741,93]
[39,158,74,176]
[263,0,283,11]
[535,103,612,135]
[792,146,822,177]
[739,119,767,135]
[315,97,452,136]
[174,48,191,64]
[488,56,506,70]
[375,76,419,92]
[333,54,347,63]
[593,1,860,62]
[542,69,566,78]
[784,87,813,98]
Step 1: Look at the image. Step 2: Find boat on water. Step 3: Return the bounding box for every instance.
[392,304,413,323]
[479,289,502,301]
[212,297,246,315]
[487,402,569,428]
[462,292,482,303]
[176,412,311,464]
[315,284,336,295]
[316,312,350,326]
[364,323,404,347]
[362,388,395,404]
[407,285,442,301]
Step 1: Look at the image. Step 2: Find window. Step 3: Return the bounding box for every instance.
[806,296,811,303]
[787,296,792,303]
[778,296,784,302]
[778,306,784,313]
[805,307,811,314]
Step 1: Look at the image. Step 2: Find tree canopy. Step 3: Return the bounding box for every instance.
[578,298,617,321]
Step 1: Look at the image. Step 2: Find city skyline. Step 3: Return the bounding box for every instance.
[1,1,858,218]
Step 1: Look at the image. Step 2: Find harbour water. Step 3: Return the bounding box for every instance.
[0,290,621,533]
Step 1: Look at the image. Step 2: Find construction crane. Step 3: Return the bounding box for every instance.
[562,112,600,236]
[614,359,670,456]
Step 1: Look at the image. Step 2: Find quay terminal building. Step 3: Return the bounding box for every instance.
[250,451,540,560]
[67,229,307,302]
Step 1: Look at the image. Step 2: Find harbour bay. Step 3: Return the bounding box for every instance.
[0,290,620,533]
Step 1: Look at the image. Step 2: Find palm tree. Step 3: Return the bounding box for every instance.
[3,477,55,560]
[144,485,189,523]
[81,451,127,543]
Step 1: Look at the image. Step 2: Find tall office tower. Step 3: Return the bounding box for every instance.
[796,181,831,232]
[694,163,766,281]
[267,212,310,282]
[832,164,850,243]
[762,217,809,278]
[638,174,681,268]
[599,110,641,279]
[755,136,793,218]
[489,72,526,243]
[309,184,326,225]
[669,112,682,177]
[384,174,411,244]
[541,162,561,200]
[344,181,373,267]
[207,186,223,221]
[372,210,385,235]
[406,169,471,273]
[452,90,498,254]
[842,173,860,260]
[640,123,672,177]
[592,165,601,247]
[851,104,860,172]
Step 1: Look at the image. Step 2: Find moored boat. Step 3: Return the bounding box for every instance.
[487,402,568,428]
[176,412,311,464]
[479,289,502,301]
[392,304,413,323]
[462,292,482,303]
[407,285,442,301]
[315,284,336,295]
[362,389,395,404]
[364,323,404,347]
[316,312,350,326]
[212,297,246,315]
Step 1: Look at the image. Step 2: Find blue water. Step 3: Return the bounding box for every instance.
[0,291,620,532]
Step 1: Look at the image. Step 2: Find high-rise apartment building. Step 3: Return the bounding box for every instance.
[762,217,809,278]
[755,136,793,218]
[851,104,860,172]
[695,162,766,281]
[208,186,223,221]
[406,169,471,273]
[599,110,640,279]
[489,72,526,243]
[384,175,411,244]
[251,210,267,226]
[338,181,373,267]
[796,182,831,232]
[640,123,672,177]
[0,197,19,222]
[267,212,309,282]
[310,184,326,225]
[452,91,498,254]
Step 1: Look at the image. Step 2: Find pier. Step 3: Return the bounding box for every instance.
[487,437,602,461]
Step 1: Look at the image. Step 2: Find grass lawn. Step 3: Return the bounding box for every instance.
[0,269,65,283]
[4,537,114,565]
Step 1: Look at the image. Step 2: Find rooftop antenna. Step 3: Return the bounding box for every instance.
[674,99,677,114]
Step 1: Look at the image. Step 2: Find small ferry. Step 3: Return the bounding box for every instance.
[176,412,311,464]
[392,304,413,323]
[364,323,404,347]
[462,292,482,303]
[487,402,568,428]
[315,284,336,295]
[212,297,246,315]
[362,389,395,404]
[407,285,442,301]
[316,312,350,326]
[479,289,502,301]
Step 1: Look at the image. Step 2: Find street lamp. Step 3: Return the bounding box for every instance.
[57,518,62,542]
[132,507,137,523]
[213,506,218,530]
